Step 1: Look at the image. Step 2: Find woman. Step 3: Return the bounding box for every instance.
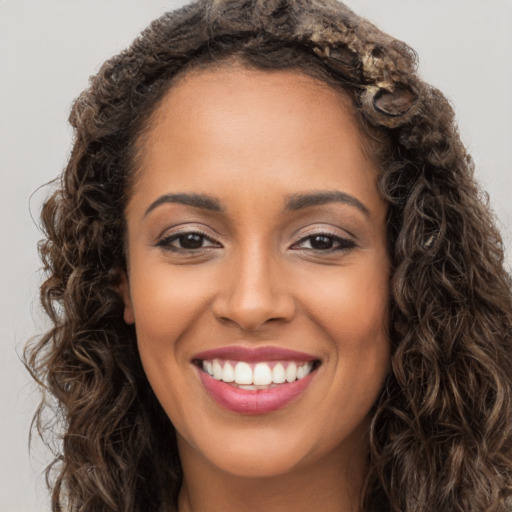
[25,0,512,510]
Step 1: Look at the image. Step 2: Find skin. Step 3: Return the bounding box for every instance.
[121,66,390,512]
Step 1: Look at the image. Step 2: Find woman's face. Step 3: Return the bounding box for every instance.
[121,66,390,479]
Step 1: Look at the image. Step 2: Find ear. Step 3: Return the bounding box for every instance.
[118,271,135,325]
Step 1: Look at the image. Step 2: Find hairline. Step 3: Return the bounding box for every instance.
[127,55,390,205]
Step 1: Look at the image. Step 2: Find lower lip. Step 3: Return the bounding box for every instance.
[197,368,316,414]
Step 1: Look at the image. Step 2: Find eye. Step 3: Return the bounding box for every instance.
[291,233,356,252]
[156,231,221,252]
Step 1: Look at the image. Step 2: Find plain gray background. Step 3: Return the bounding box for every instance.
[1,1,511,511]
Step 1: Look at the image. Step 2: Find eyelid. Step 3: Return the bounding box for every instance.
[289,226,357,251]
[155,226,223,251]
[291,224,354,241]
[154,221,222,242]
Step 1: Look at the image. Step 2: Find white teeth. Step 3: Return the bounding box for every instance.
[212,360,223,380]
[272,363,286,384]
[201,359,315,386]
[253,363,273,386]
[285,362,297,383]
[222,362,235,382]
[234,361,253,385]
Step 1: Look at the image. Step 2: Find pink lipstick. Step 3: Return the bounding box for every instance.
[192,346,320,414]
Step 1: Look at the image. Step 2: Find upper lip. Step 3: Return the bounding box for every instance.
[192,345,319,363]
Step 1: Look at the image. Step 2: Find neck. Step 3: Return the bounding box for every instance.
[176,435,368,512]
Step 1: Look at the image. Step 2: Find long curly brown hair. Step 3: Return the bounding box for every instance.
[25,0,512,511]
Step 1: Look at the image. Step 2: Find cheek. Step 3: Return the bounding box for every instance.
[128,264,219,416]
[302,258,390,343]
[130,274,205,434]
[129,264,214,348]
[300,256,390,403]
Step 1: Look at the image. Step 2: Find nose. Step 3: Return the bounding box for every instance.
[212,245,296,332]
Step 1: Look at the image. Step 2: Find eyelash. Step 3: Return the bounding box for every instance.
[156,230,221,252]
[156,230,356,253]
[291,232,356,252]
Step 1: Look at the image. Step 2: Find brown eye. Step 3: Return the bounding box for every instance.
[292,233,356,252]
[309,235,335,250]
[178,233,206,249]
[156,231,221,252]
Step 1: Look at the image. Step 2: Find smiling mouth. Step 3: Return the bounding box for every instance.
[193,359,322,390]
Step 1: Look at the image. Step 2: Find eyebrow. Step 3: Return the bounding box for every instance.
[284,190,370,216]
[144,193,223,216]
[144,190,369,217]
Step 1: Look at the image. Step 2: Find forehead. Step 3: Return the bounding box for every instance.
[150,66,357,135]
[128,66,383,217]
